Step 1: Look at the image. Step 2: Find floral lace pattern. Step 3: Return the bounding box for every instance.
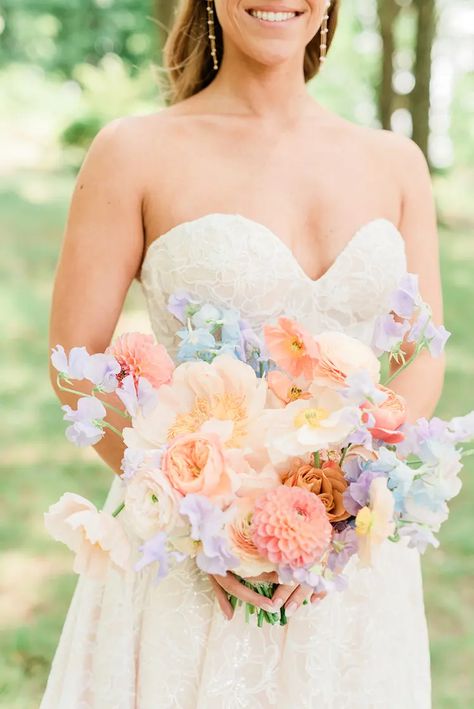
[41,214,431,708]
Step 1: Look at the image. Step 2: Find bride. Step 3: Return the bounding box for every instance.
[42,1,446,707]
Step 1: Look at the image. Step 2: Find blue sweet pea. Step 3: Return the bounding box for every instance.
[176,328,216,362]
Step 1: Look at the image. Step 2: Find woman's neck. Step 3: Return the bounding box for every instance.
[201,44,317,123]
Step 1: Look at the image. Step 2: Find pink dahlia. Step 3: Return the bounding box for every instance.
[251,486,332,568]
[106,332,174,389]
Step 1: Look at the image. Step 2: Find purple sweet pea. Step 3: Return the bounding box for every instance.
[389,273,421,319]
[446,412,474,443]
[407,305,431,343]
[83,353,121,393]
[343,470,384,515]
[61,396,106,447]
[179,494,238,575]
[425,323,451,357]
[327,526,359,574]
[167,291,199,324]
[398,523,440,553]
[51,345,90,380]
[120,447,146,480]
[343,369,387,406]
[116,374,158,418]
[135,531,186,582]
[372,314,410,356]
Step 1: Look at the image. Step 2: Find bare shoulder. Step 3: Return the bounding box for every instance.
[361,126,432,187]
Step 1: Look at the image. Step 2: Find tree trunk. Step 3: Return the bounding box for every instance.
[411,0,437,161]
[376,0,402,129]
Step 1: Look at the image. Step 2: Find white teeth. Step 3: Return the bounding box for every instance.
[249,9,297,22]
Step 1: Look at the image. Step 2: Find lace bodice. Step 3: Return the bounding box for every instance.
[140,213,407,354]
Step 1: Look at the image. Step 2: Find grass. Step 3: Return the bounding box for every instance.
[1,166,473,708]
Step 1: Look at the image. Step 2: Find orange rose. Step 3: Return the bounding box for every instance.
[362,386,407,444]
[281,458,350,523]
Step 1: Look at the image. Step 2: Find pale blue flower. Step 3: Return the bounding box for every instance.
[176,327,216,362]
[191,303,222,330]
[366,447,415,511]
[115,374,158,417]
[61,396,106,447]
[84,353,121,392]
[51,345,90,380]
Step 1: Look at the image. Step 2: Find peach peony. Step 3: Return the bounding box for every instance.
[264,317,320,380]
[162,432,240,507]
[251,486,332,568]
[226,497,276,577]
[267,370,312,407]
[44,493,131,581]
[281,458,350,523]
[106,332,174,389]
[123,355,267,456]
[361,386,407,444]
[311,331,380,389]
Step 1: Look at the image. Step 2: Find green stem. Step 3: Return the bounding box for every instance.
[384,343,423,386]
[339,445,351,467]
[313,451,320,468]
[56,375,129,419]
[112,502,125,517]
[101,420,124,438]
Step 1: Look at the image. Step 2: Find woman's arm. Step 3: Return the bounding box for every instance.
[49,117,146,474]
[387,134,446,421]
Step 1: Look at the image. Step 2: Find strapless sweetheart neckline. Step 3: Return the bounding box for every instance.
[141,212,404,284]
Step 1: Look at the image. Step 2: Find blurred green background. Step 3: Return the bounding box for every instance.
[0,0,473,707]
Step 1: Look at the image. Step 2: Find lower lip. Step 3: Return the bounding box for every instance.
[246,10,302,26]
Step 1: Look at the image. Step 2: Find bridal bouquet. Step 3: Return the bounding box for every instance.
[45,275,474,626]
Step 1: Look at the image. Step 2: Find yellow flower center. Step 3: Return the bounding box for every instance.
[288,385,303,401]
[294,407,329,429]
[167,393,247,447]
[355,506,373,536]
[290,338,304,353]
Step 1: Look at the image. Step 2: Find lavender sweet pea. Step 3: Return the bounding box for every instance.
[61,396,107,447]
[51,345,90,380]
[179,494,238,575]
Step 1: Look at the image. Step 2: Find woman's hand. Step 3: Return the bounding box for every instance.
[270,582,327,617]
[208,571,326,620]
[208,571,282,620]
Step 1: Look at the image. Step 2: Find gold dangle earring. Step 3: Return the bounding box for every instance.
[207,0,219,71]
[319,0,331,65]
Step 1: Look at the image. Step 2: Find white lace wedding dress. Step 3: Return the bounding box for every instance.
[41,213,431,709]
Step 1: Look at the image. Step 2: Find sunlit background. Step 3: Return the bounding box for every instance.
[1,1,473,706]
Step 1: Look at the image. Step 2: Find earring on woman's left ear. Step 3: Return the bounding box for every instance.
[206,0,219,71]
[319,0,331,64]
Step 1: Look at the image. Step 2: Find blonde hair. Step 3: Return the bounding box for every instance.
[162,1,341,105]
